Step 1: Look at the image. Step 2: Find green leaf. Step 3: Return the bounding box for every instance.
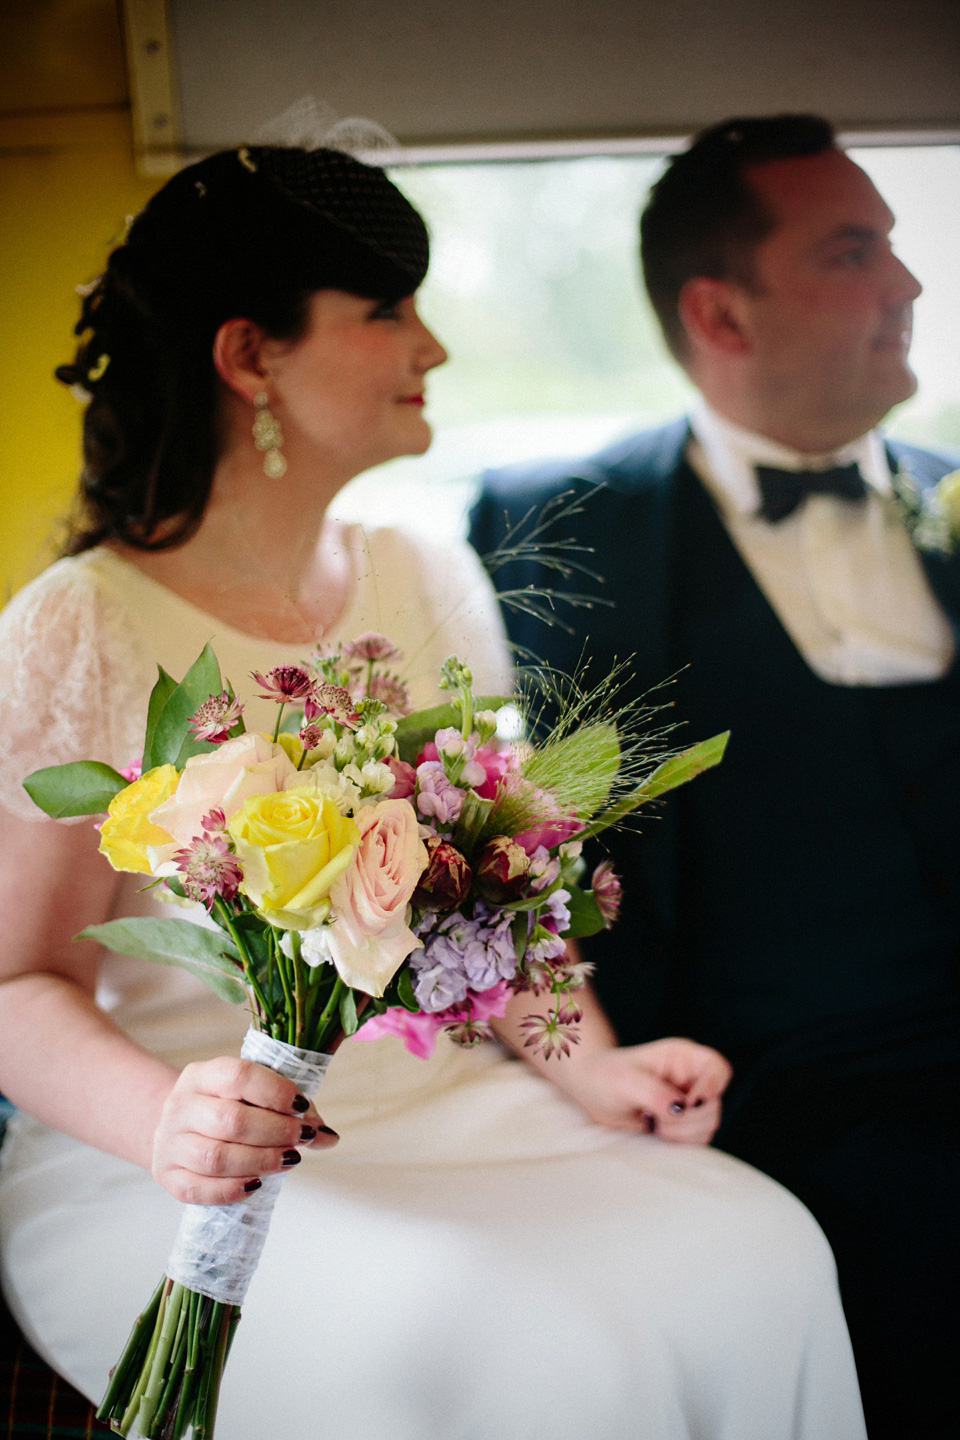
[394,696,512,764]
[142,668,178,772]
[575,731,731,843]
[339,988,359,1036]
[395,966,419,1012]
[561,885,607,939]
[77,916,247,1005]
[511,910,528,962]
[149,645,224,769]
[22,760,127,818]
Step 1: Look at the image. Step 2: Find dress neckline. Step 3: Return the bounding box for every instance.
[88,536,365,653]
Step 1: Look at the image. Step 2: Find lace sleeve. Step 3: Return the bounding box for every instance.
[0,558,154,821]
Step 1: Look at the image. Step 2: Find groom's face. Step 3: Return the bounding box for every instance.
[736,148,922,444]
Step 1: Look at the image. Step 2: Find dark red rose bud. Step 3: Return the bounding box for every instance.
[474,834,531,903]
[413,836,472,911]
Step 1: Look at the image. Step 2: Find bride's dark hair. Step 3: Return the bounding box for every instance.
[57,146,430,554]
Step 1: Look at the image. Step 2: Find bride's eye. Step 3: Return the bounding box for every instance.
[369,300,400,320]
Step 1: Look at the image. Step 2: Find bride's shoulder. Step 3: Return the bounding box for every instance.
[350,523,492,598]
[0,548,128,637]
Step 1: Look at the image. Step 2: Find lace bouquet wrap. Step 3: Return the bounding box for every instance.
[25,635,727,1438]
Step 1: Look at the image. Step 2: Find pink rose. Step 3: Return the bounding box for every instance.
[147,732,298,869]
[325,798,428,995]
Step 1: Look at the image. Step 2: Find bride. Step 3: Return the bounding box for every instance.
[0,145,865,1439]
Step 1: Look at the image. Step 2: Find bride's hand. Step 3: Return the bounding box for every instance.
[559,1038,732,1145]
[152,1056,339,1205]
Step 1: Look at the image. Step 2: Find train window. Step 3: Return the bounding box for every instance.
[331,146,960,540]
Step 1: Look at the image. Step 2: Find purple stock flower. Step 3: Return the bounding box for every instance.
[415,761,465,826]
[411,905,519,1012]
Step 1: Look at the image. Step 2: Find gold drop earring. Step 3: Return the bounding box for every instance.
[252,392,287,478]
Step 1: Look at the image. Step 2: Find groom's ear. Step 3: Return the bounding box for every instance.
[678,277,752,358]
[212,317,270,401]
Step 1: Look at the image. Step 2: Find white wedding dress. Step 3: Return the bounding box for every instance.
[0,531,867,1440]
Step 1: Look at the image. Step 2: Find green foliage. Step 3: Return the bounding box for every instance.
[77,917,246,1005]
[22,760,127,818]
[339,988,359,1036]
[577,731,730,841]
[561,885,607,938]
[393,696,510,763]
[145,645,224,770]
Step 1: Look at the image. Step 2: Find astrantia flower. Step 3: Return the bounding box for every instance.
[174,833,243,910]
[299,723,326,752]
[367,672,412,716]
[591,860,622,928]
[305,682,362,730]
[519,1010,580,1059]
[187,691,245,745]
[251,665,315,703]
[342,632,402,663]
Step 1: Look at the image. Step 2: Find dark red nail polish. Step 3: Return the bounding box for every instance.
[299,1124,317,1142]
[317,1125,339,1139]
[641,1113,656,1134]
[281,1149,301,1166]
[693,1098,705,1108]
[243,1178,262,1193]
[291,1094,309,1114]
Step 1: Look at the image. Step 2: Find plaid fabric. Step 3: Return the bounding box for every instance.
[1,1297,112,1439]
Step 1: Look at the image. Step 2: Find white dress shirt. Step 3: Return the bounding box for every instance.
[686,400,955,685]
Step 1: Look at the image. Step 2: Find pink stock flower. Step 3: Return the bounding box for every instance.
[187,691,245,745]
[355,980,511,1059]
[472,746,511,800]
[513,817,584,855]
[415,762,465,825]
[383,755,416,799]
[250,665,315,704]
[305,682,361,730]
[119,758,143,784]
[173,832,243,910]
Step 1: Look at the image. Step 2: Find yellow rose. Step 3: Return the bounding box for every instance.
[938,470,960,534]
[228,788,359,930]
[276,733,305,768]
[99,765,180,874]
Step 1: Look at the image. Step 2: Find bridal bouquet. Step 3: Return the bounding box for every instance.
[25,635,726,1439]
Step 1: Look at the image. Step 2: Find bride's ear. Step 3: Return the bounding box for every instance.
[212,318,269,401]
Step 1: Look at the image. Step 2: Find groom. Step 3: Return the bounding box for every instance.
[469,115,960,1439]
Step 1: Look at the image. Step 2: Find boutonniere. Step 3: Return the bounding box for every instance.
[890,465,960,556]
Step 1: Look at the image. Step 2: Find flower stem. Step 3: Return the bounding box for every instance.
[96,1276,166,1423]
[272,704,285,742]
[313,974,346,1051]
[136,1281,185,1434]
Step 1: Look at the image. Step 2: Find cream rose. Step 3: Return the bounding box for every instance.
[147,733,298,869]
[227,788,360,930]
[324,798,428,995]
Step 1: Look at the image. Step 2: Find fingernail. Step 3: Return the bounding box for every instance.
[641,1113,656,1134]
[668,1100,685,1115]
[243,1178,262,1193]
[291,1094,309,1114]
[317,1125,339,1139]
[693,1098,705,1108]
[299,1124,317,1142]
[281,1150,302,1167]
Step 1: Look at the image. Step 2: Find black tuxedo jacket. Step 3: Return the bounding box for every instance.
[469,420,960,1041]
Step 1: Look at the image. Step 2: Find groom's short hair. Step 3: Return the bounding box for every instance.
[640,114,837,361]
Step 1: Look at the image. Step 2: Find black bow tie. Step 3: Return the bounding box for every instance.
[755,463,867,523]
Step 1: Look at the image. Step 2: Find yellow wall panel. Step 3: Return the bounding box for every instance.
[0,2,159,600]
